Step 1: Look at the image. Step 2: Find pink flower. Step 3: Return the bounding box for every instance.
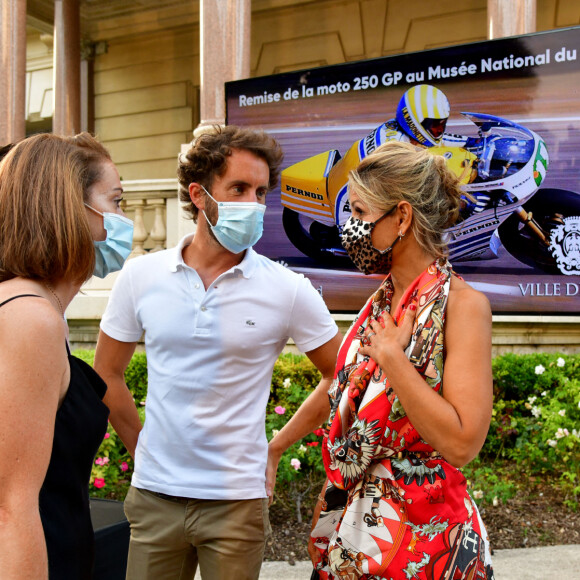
[274,406,286,415]
[290,458,301,470]
[95,457,109,466]
[120,462,129,472]
[93,478,106,489]
[104,433,110,439]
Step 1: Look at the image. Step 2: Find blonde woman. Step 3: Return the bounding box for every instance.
[270,141,494,579]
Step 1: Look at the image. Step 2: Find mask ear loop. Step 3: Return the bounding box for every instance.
[85,203,104,217]
[199,184,219,228]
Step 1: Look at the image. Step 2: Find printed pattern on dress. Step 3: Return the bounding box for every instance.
[313,259,494,580]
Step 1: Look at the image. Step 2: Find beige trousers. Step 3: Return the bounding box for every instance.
[124,486,271,580]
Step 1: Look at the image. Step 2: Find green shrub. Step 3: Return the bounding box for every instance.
[72,349,147,497]
[76,349,580,511]
[125,351,148,405]
[479,353,580,508]
[89,422,133,499]
[73,349,95,366]
[265,354,326,521]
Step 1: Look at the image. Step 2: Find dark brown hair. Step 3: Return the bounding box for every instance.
[177,125,284,221]
[0,132,112,283]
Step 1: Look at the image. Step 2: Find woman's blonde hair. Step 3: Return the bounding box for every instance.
[349,141,462,258]
[0,132,112,284]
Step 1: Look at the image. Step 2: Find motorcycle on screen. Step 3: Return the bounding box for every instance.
[280,113,580,274]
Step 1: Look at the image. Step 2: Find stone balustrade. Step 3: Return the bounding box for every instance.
[121,178,179,255]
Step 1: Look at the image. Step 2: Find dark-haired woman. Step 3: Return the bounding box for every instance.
[0,133,133,579]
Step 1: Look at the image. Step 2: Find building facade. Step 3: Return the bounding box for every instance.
[2,0,580,352]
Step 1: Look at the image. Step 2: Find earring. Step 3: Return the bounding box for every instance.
[398,230,405,239]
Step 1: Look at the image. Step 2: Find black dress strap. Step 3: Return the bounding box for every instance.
[0,293,71,354]
[0,294,41,309]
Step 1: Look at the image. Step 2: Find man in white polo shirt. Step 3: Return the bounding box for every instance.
[94,125,341,580]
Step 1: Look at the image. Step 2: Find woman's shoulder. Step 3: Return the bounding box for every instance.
[0,289,65,346]
[448,275,492,320]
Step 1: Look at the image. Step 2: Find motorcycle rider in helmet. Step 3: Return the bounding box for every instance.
[359,84,483,215]
[379,84,478,150]
[392,84,451,147]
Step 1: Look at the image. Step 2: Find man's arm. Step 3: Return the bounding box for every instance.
[265,331,342,500]
[94,330,142,458]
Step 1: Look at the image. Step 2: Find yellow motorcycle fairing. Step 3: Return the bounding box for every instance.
[428,145,478,185]
[327,138,365,215]
[280,150,338,226]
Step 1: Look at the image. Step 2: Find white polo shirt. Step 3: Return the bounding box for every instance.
[100,234,338,500]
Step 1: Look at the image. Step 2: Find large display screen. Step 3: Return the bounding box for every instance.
[226,27,580,313]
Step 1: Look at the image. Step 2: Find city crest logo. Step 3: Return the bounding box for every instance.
[549,216,580,275]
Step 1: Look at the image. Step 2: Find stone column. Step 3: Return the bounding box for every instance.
[0,0,27,145]
[53,0,81,136]
[487,0,536,39]
[195,0,251,137]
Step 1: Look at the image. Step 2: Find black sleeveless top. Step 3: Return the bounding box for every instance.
[0,295,110,579]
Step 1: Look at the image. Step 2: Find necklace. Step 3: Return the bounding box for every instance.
[44,282,64,317]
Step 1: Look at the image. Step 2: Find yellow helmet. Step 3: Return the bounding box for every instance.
[396,84,450,147]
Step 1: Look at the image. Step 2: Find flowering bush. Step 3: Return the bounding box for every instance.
[265,353,327,521]
[89,423,133,499]
[78,349,579,513]
[467,352,580,508]
[72,349,147,499]
[266,354,326,483]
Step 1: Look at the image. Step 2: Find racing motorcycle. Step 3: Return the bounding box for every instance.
[280,113,580,273]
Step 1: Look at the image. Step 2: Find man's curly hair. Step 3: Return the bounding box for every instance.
[177,125,284,222]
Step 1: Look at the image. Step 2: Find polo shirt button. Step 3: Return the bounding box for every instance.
[195,283,200,289]
[200,306,207,312]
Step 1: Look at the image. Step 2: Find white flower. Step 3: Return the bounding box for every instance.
[541,391,547,397]
[528,396,537,405]
[558,409,566,417]
[572,429,579,438]
[531,406,541,418]
[547,439,558,447]
[271,429,279,437]
[298,445,307,453]
[578,401,580,409]
[290,458,301,470]
[283,378,291,389]
[492,496,499,507]
[472,490,484,499]
[535,365,545,375]
[555,428,569,439]
[557,357,565,367]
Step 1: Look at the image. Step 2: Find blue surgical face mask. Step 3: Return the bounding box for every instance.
[85,204,134,278]
[201,185,266,254]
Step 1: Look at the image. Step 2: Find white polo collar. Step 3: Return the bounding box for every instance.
[169,233,257,278]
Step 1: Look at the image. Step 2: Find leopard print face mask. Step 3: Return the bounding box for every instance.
[341,214,401,275]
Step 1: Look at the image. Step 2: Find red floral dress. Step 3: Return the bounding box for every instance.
[312,260,494,580]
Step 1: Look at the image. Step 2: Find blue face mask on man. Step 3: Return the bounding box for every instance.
[201,185,266,254]
[85,204,134,278]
